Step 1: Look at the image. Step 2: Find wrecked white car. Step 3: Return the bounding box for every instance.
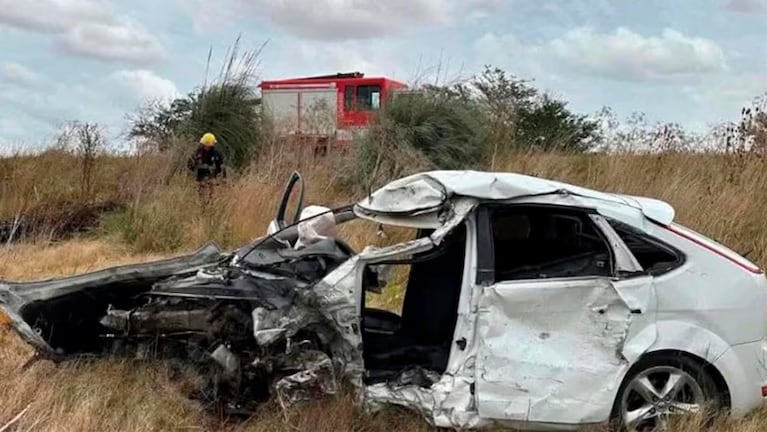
[2,170,767,431]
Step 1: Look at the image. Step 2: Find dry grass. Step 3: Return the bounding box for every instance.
[0,327,426,432]
[3,150,767,430]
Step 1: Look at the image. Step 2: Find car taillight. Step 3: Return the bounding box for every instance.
[666,224,763,274]
[762,385,767,398]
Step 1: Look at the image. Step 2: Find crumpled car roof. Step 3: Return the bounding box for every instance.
[356,170,675,226]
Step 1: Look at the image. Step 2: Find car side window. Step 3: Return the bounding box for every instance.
[490,207,612,281]
[607,219,684,275]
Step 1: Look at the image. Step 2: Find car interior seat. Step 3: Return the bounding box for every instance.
[363,224,467,377]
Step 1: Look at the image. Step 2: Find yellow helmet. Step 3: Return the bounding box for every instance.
[200,132,217,147]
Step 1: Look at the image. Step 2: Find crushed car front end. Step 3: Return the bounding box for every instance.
[0,218,368,413]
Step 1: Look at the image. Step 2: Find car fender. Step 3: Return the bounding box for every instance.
[631,319,732,363]
[612,320,734,404]
[623,320,765,415]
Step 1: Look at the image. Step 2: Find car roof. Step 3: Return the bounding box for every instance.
[355,170,675,227]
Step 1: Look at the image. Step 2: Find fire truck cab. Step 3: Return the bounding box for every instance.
[259,72,407,148]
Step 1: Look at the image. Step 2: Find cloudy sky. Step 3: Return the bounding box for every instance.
[1,0,765,150]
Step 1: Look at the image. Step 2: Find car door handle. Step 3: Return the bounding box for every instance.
[597,306,642,315]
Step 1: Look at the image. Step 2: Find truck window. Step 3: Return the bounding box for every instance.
[344,86,354,111]
[356,85,381,111]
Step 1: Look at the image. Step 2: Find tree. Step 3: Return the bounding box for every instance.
[737,94,767,154]
[127,97,194,152]
[514,94,600,151]
[470,66,601,154]
[57,121,105,199]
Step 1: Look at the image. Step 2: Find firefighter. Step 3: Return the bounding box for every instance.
[187,133,224,203]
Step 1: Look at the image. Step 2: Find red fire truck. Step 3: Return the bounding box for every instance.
[259,72,408,148]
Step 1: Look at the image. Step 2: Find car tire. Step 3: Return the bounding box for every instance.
[610,353,726,431]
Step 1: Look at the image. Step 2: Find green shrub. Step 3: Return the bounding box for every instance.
[355,86,488,191]
[100,200,186,253]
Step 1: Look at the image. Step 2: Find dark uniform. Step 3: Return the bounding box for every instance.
[187,144,224,203]
[188,145,224,180]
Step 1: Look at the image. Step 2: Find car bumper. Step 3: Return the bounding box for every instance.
[714,338,767,416]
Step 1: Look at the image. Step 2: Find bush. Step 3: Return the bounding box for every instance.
[353,65,604,191]
[355,86,488,191]
[100,203,186,253]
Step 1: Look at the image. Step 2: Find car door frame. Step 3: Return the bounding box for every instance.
[471,202,658,425]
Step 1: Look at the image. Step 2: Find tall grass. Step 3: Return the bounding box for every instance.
[5,147,767,261]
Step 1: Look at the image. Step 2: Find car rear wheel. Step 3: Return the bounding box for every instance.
[614,355,724,431]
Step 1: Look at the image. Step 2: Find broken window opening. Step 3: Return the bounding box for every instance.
[336,218,422,252]
[608,219,685,275]
[361,224,467,385]
[490,206,613,281]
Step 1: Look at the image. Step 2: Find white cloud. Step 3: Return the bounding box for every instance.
[462,0,509,19]
[472,32,548,79]
[685,73,767,106]
[0,0,111,32]
[463,0,505,11]
[56,22,164,64]
[1,62,46,88]
[0,69,174,131]
[0,68,170,149]
[0,115,27,138]
[474,28,733,85]
[0,0,164,64]
[0,82,82,127]
[185,0,450,40]
[254,0,449,40]
[182,0,240,34]
[724,0,766,13]
[471,27,752,130]
[111,69,180,102]
[263,37,440,84]
[549,27,728,81]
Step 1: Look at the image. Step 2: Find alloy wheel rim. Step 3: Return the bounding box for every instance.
[621,365,706,431]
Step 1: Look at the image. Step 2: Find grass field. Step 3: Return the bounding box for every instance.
[2,149,767,431]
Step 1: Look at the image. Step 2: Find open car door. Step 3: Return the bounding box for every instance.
[267,171,305,235]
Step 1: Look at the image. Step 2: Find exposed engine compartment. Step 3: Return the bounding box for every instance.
[4,235,360,414]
